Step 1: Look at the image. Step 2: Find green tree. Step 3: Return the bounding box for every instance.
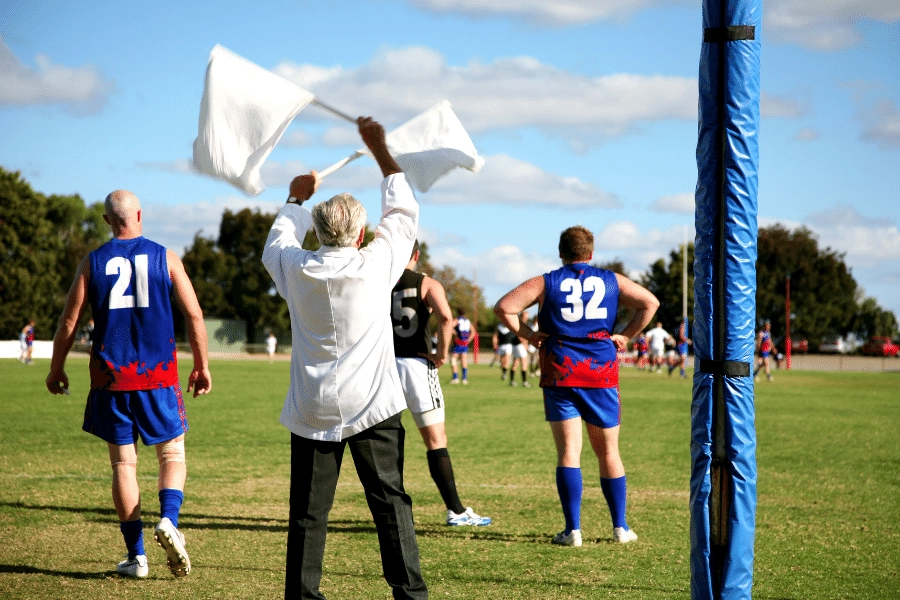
[0,168,109,338]
[431,266,495,332]
[757,225,859,347]
[182,208,290,342]
[640,243,695,332]
[852,296,899,339]
[0,169,64,338]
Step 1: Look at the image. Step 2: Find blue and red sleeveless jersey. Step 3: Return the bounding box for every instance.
[760,331,773,353]
[88,237,179,391]
[538,263,619,388]
[453,317,472,346]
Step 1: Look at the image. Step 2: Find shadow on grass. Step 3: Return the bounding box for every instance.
[0,501,282,526]
[0,564,108,579]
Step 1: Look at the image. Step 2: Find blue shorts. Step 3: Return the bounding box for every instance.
[543,386,621,429]
[83,384,188,445]
[451,345,469,354]
[760,351,770,358]
[678,343,688,356]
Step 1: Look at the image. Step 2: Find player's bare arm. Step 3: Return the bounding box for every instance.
[168,249,212,397]
[358,117,402,177]
[421,275,453,368]
[494,276,547,349]
[612,273,660,351]
[46,257,90,394]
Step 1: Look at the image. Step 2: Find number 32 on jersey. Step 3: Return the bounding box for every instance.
[559,276,607,322]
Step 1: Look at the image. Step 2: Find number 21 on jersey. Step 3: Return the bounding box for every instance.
[560,276,607,322]
[107,255,149,309]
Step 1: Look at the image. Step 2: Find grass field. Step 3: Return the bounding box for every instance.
[1,358,898,599]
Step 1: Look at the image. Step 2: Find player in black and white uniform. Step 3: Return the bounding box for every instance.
[391,242,491,526]
[492,322,516,380]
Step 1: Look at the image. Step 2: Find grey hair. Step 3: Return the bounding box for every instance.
[311,193,367,247]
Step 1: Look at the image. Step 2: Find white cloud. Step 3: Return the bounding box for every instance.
[408,0,692,25]
[141,196,283,255]
[650,193,694,214]
[860,99,900,149]
[274,46,698,144]
[0,37,114,114]
[425,154,621,207]
[433,244,560,286]
[410,0,900,51]
[280,129,314,147]
[765,0,900,51]
[793,127,820,142]
[430,222,695,303]
[805,205,900,265]
[321,126,363,147]
[761,92,808,118]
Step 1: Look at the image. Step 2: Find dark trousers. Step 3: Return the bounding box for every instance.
[285,412,427,599]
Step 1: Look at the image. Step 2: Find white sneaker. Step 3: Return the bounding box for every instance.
[450,378,460,385]
[522,380,531,388]
[509,380,517,387]
[447,507,492,526]
[613,526,638,543]
[462,379,469,385]
[154,517,191,577]
[551,529,582,547]
[116,554,148,578]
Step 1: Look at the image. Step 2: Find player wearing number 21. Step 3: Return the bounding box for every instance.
[495,226,658,547]
[46,189,211,579]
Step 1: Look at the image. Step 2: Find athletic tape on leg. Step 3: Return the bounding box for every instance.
[158,438,186,465]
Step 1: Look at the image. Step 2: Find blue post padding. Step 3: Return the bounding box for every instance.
[691,0,760,598]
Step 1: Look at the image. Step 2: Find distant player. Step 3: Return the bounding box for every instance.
[668,320,692,378]
[634,332,649,370]
[644,322,672,374]
[495,226,659,547]
[492,322,515,380]
[508,311,530,387]
[449,309,472,385]
[266,332,277,363]
[46,189,211,579]
[391,242,491,526]
[754,321,774,382]
[20,320,35,364]
[527,313,541,377]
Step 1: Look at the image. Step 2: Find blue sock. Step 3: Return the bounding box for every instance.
[680,367,686,377]
[120,519,145,559]
[462,367,468,380]
[600,476,628,529]
[158,488,184,528]
[452,372,459,380]
[556,467,582,533]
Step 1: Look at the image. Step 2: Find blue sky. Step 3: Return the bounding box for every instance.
[2,0,899,321]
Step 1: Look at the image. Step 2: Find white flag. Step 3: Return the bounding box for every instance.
[379,100,484,193]
[317,101,484,192]
[192,45,314,196]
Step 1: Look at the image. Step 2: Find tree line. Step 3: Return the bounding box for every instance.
[2,166,896,347]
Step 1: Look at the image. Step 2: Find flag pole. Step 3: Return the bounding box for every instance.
[311,99,357,123]
[317,151,365,180]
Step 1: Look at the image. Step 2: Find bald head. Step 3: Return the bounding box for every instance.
[104,190,142,238]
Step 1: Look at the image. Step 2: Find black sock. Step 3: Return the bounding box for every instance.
[427,448,465,514]
[521,371,527,382]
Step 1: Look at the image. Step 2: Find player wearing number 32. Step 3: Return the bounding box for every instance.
[46,189,211,580]
[495,226,658,547]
